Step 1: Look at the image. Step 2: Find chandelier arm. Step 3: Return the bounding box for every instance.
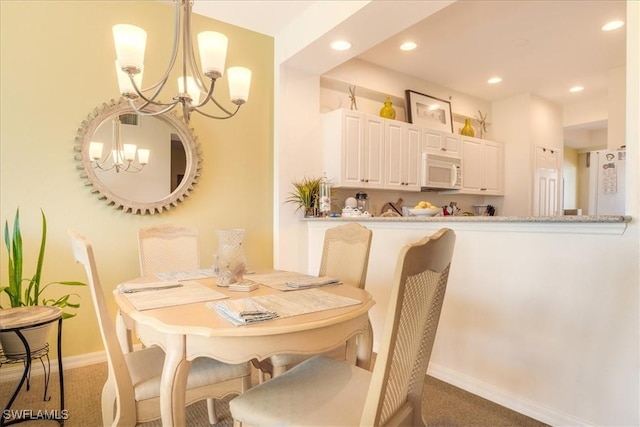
[190,77,217,109]
[192,104,241,120]
[126,98,179,116]
[184,1,209,94]
[138,0,182,93]
[208,93,237,116]
[127,74,179,108]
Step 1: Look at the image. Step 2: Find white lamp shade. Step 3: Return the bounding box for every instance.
[198,31,228,78]
[115,60,144,95]
[113,24,147,71]
[227,67,251,103]
[89,142,104,160]
[137,149,150,165]
[178,76,201,103]
[123,144,137,161]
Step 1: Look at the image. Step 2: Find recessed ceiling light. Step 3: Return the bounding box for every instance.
[487,77,502,84]
[330,40,352,51]
[569,86,584,93]
[400,42,417,51]
[602,20,624,31]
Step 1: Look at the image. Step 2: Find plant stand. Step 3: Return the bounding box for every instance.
[0,307,65,426]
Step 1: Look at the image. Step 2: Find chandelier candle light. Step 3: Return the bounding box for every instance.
[89,117,150,173]
[112,0,252,123]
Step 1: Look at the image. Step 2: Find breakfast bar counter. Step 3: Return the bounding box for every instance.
[298,214,636,426]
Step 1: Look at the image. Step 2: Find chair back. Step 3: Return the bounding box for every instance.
[361,228,456,426]
[319,223,373,288]
[138,224,200,276]
[68,230,137,425]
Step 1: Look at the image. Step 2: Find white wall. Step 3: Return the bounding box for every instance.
[276,1,640,426]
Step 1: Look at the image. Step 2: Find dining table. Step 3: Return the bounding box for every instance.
[113,271,375,427]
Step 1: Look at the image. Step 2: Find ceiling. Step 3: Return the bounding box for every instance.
[194,1,627,144]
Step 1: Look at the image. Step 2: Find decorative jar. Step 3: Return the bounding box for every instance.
[214,229,247,286]
[460,118,475,137]
[379,97,396,119]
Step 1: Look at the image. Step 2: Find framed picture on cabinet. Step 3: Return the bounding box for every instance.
[405,90,453,133]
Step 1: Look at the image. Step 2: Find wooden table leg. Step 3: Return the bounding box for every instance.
[160,334,190,427]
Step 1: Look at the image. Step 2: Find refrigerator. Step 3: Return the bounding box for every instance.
[580,150,626,215]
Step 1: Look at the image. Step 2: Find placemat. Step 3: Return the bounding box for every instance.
[207,288,361,326]
[120,280,227,311]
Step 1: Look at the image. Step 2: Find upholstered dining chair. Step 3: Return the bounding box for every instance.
[230,228,456,427]
[254,222,374,381]
[68,230,252,426]
[137,224,200,276]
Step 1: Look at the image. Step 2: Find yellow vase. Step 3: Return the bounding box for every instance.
[460,118,475,137]
[379,97,396,119]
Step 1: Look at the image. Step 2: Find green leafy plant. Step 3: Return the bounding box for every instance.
[285,176,322,215]
[1,208,85,319]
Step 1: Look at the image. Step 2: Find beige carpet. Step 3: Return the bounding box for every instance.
[0,361,547,426]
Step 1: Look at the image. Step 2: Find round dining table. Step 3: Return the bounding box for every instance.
[114,275,375,427]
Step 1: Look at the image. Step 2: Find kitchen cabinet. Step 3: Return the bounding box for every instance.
[460,136,504,195]
[422,128,460,155]
[322,109,385,189]
[384,120,421,191]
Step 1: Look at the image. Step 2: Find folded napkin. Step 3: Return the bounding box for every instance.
[119,280,183,294]
[285,276,341,289]
[213,299,277,325]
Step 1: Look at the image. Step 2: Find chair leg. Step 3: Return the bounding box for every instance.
[207,398,218,425]
[271,364,288,378]
[101,378,117,426]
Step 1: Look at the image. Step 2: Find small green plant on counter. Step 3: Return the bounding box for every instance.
[1,208,85,319]
[285,176,322,216]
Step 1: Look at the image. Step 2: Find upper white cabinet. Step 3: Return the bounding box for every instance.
[384,120,421,191]
[460,136,504,195]
[422,128,460,155]
[322,109,385,189]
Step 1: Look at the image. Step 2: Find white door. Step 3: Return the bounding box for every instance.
[533,146,560,216]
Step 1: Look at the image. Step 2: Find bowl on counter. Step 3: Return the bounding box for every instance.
[408,208,440,217]
[472,204,488,216]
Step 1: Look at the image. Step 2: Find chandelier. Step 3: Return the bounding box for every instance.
[89,116,150,173]
[112,0,251,123]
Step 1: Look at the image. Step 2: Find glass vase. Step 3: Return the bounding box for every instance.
[214,229,247,286]
[379,97,396,119]
[460,118,475,137]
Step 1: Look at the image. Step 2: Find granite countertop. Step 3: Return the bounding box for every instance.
[303,215,631,223]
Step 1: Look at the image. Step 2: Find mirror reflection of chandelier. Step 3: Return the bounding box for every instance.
[89,117,150,174]
[112,0,252,123]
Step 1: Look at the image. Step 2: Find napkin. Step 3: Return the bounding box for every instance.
[285,276,341,289]
[213,299,277,325]
[119,280,182,293]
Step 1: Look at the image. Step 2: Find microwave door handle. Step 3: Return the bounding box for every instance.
[450,164,457,187]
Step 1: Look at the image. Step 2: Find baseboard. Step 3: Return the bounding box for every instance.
[427,362,594,427]
[0,350,108,383]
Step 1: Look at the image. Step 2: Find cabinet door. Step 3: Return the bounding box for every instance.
[482,140,504,194]
[341,112,364,187]
[385,121,404,190]
[461,137,483,192]
[422,128,460,154]
[533,146,559,216]
[405,124,421,189]
[362,115,385,188]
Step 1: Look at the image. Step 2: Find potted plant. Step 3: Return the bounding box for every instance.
[285,176,322,217]
[0,208,85,358]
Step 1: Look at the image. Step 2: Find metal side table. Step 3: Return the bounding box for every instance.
[0,307,64,426]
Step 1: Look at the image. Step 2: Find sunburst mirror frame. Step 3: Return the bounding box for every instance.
[74,98,202,215]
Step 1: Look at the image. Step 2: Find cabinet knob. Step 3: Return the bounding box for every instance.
[481,188,487,191]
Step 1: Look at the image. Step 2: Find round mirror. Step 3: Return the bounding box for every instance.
[75,99,202,214]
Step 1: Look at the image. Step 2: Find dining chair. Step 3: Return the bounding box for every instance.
[137,223,200,276]
[254,222,374,381]
[230,227,456,427]
[68,230,252,426]
[116,224,202,355]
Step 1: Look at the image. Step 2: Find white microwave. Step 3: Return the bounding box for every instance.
[421,152,462,190]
